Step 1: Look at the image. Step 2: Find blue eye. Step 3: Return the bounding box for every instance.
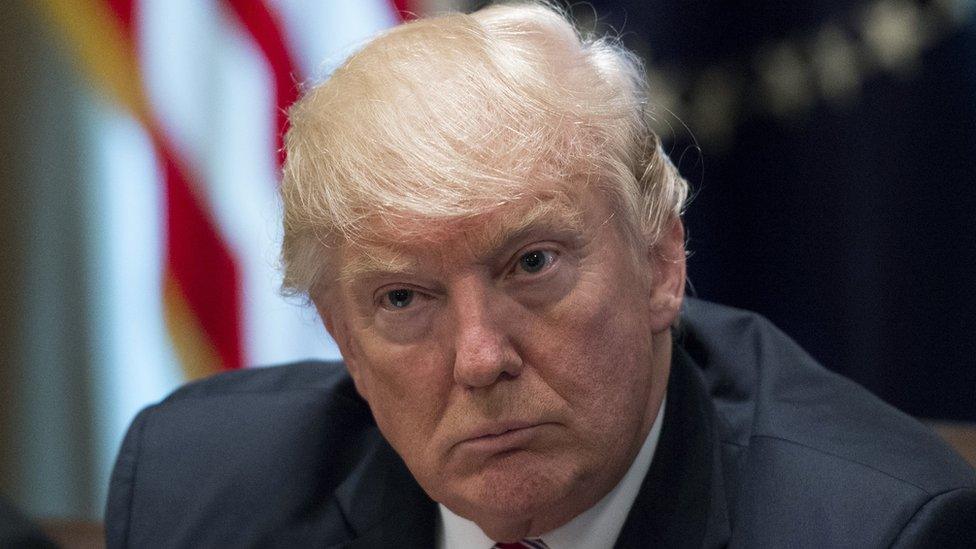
[518,250,551,274]
[385,289,414,309]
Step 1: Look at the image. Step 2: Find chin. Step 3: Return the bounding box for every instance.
[445,451,580,523]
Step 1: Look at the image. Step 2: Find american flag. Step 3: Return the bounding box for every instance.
[34,0,422,510]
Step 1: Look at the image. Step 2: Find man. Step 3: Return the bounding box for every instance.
[106,3,976,548]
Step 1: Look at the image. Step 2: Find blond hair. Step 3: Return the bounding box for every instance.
[280,2,688,296]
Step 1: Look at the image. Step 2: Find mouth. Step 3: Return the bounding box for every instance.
[469,420,538,439]
[455,421,552,455]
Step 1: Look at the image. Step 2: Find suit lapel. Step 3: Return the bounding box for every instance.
[614,345,731,548]
[333,433,437,549]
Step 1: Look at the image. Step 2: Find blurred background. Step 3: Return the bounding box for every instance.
[1,0,973,545]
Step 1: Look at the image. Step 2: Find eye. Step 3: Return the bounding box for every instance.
[516,250,554,274]
[383,288,414,309]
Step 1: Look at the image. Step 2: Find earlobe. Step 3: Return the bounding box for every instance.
[647,217,686,333]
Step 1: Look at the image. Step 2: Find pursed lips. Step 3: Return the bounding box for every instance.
[453,420,553,454]
[468,420,538,440]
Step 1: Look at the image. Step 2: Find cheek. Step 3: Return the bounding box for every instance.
[530,273,655,431]
[552,265,650,353]
[350,333,453,450]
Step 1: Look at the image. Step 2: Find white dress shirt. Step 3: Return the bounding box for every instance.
[437,396,666,549]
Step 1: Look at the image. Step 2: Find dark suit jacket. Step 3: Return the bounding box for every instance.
[105,299,976,548]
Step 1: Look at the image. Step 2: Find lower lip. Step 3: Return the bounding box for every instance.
[459,424,548,455]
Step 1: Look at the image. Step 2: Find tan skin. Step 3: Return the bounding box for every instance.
[316,184,686,541]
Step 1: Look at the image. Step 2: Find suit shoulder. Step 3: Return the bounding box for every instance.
[730,435,976,547]
[891,487,976,548]
[161,360,356,403]
[683,301,976,546]
[107,361,377,547]
[681,299,976,494]
[137,360,375,478]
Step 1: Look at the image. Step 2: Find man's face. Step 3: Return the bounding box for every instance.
[318,184,682,536]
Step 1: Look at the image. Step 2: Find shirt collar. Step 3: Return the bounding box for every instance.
[438,395,666,549]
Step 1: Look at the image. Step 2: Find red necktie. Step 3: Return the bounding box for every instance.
[493,539,550,549]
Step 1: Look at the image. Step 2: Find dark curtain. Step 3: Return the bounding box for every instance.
[570,0,976,421]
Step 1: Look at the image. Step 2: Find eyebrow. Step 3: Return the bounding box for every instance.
[339,245,419,285]
[480,197,586,257]
[338,197,587,285]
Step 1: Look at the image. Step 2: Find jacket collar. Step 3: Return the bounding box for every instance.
[333,434,437,549]
[614,344,731,548]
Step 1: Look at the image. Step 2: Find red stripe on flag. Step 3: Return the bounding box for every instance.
[390,0,416,21]
[103,0,245,370]
[156,131,244,370]
[223,0,301,167]
[104,0,135,39]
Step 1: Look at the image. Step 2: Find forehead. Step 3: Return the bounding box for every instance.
[336,187,600,283]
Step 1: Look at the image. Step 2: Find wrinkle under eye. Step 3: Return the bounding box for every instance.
[386,289,414,309]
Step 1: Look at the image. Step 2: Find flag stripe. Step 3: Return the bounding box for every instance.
[163,274,221,380]
[223,0,301,167]
[157,129,244,371]
[106,0,245,372]
[36,0,148,123]
[391,0,416,21]
[103,0,135,40]
[39,0,245,375]
[38,0,414,377]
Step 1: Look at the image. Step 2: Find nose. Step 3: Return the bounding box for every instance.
[450,277,523,388]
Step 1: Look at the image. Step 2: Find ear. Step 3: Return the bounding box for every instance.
[314,298,371,401]
[646,217,686,333]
